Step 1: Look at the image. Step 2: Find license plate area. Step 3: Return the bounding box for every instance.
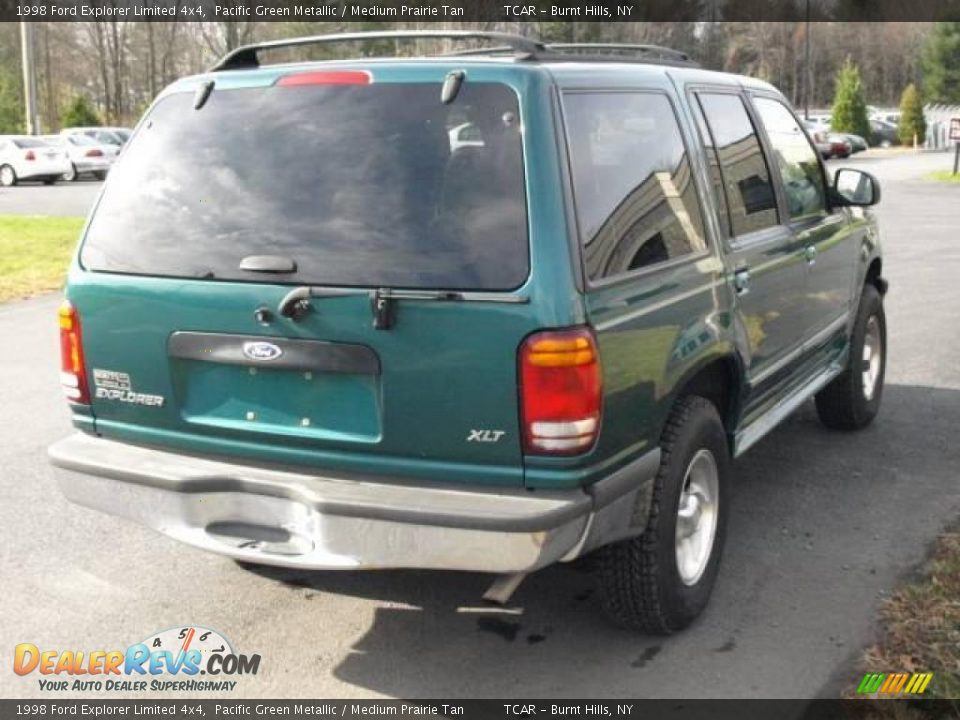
[168,333,382,443]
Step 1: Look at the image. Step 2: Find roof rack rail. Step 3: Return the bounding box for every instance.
[211,30,546,71]
[449,41,698,67]
[546,43,695,64]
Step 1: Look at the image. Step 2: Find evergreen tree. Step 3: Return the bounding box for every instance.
[0,67,23,134]
[61,95,100,128]
[831,59,871,139]
[898,83,926,145]
[923,22,960,104]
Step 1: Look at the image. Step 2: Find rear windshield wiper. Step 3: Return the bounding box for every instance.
[277,285,527,330]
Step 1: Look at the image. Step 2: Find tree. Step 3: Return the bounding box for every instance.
[898,83,926,146]
[0,66,23,134]
[831,59,871,139]
[61,95,101,128]
[923,22,960,104]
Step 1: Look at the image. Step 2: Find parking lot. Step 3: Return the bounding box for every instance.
[0,176,102,217]
[1,151,958,699]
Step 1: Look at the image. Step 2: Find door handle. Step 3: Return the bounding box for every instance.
[733,268,750,295]
[804,245,817,265]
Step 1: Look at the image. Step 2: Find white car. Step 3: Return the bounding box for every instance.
[60,127,131,148]
[0,136,71,187]
[43,134,117,181]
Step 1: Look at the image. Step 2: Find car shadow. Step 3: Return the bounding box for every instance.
[240,384,960,698]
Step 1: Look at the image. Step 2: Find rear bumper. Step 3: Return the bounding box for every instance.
[49,433,659,574]
[74,157,113,173]
[20,163,71,179]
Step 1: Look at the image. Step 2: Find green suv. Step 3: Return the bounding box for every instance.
[49,31,887,633]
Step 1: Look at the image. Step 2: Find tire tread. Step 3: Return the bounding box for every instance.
[598,396,718,634]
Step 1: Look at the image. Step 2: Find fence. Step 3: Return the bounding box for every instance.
[924,104,960,151]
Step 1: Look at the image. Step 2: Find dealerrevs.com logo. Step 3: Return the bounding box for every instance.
[13,625,261,692]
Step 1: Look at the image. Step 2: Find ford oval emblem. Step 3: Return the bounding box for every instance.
[242,341,283,362]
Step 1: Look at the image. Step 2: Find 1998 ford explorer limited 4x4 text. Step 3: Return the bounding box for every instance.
[49,31,887,633]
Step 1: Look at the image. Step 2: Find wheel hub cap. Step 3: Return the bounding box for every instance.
[862,315,882,401]
[675,448,719,586]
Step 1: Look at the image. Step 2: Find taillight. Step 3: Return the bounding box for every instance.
[519,328,602,455]
[85,148,103,157]
[24,150,36,161]
[276,70,372,87]
[59,300,90,405]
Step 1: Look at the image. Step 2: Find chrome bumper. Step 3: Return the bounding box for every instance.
[75,158,113,173]
[49,433,659,574]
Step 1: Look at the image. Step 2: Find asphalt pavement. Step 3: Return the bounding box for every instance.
[0,177,102,217]
[1,152,958,699]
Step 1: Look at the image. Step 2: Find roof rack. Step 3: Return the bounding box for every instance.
[451,42,695,66]
[545,43,695,65]
[211,30,546,71]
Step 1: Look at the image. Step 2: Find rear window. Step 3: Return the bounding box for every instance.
[81,80,529,291]
[13,138,46,148]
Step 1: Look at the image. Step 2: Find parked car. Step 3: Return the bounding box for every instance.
[60,127,131,147]
[804,123,852,159]
[49,31,887,633]
[825,132,853,158]
[42,134,118,181]
[870,119,899,148]
[803,121,834,159]
[871,112,900,127]
[0,135,71,186]
[839,133,869,153]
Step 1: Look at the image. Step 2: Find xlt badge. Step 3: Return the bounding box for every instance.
[467,429,506,443]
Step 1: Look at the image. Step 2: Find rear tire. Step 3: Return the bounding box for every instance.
[597,396,730,634]
[815,284,886,430]
[63,164,78,182]
[93,170,107,181]
[0,164,16,187]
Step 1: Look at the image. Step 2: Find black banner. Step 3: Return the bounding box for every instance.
[4,0,960,23]
[2,700,959,720]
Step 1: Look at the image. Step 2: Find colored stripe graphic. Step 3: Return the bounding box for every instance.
[909,673,933,694]
[857,673,885,693]
[858,672,933,695]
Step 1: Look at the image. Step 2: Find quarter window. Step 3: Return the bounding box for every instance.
[563,92,707,282]
[690,98,731,238]
[752,97,827,220]
[696,93,778,237]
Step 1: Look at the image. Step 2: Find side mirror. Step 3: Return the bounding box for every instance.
[833,168,881,207]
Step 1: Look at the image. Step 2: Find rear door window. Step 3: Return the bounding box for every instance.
[81,81,528,291]
[695,93,779,237]
[563,92,707,282]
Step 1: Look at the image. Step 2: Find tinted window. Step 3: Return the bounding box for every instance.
[696,93,778,236]
[564,93,707,281]
[753,97,826,220]
[81,82,528,291]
